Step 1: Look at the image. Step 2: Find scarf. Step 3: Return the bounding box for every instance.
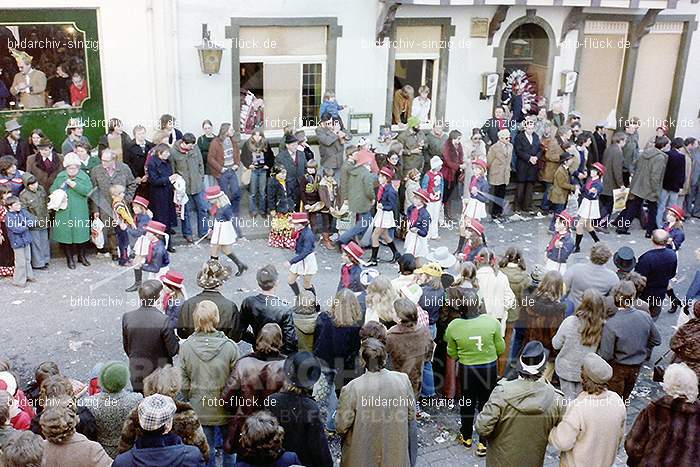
[462,240,472,259]
[146,238,159,263]
[377,183,386,205]
[38,154,57,174]
[584,176,598,193]
[341,264,353,288]
[292,226,305,242]
[547,231,565,252]
[496,118,505,130]
[162,291,172,312]
[469,174,482,194]
[409,206,420,226]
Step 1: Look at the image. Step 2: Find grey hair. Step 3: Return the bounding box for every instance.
[663,363,698,402]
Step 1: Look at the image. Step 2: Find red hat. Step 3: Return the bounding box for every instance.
[291,212,309,224]
[414,189,431,204]
[160,270,184,289]
[667,204,685,220]
[556,211,575,227]
[342,241,364,262]
[379,166,394,179]
[591,162,606,177]
[145,220,167,236]
[472,159,488,171]
[132,195,149,209]
[205,186,224,200]
[468,219,485,236]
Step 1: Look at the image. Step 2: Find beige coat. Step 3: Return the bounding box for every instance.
[336,369,415,467]
[549,390,626,467]
[487,141,512,186]
[541,137,564,183]
[550,164,576,205]
[680,147,693,196]
[42,432,112,467]
[11,68,47,108]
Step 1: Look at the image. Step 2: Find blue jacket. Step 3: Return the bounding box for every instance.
[421,171,444,199]
[142,238,170,273]
[663,148,686,192]
[267,178,295,213]
[320,100,343,118]
[112,433,205,467]
[5,208,36,249]
[581,179,603,200]
[406,205,430,237]
[313,311,361,372]
[572,148,587,184]
[546,232,575,263]
[470,176,490,203]
[378,183,399,212]
[635,247,678,300]
[214,203,235,222]
[420,284,443,325]
[129,212,152,239]
[338,263,363,293]
[290,225,315,264]
[235,452,302,467]
[686,270,700,300]
[663,224,685,251]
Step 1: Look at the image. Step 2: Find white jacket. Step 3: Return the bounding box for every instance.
[476,267,516,336]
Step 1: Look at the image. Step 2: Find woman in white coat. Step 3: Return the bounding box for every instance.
[474,248,516,338]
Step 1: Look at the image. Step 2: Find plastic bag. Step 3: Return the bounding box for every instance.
[91,217,105,249]
[613,187,629,212]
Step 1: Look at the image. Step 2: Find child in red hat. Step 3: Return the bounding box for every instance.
[404,189,431,258]
[574,161,604,252]
[422,156,444,239]
[284,212,317,297]
[457,219,487,262]
[663,204,685,313]
[206,186,248,276]
[463,159,490,221]
[368,166,400,266]
[544,211,575,274]
[160,270,186,330]
[126,220,170,292]
[110,184,136,266]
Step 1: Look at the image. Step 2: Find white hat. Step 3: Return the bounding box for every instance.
[430,156,443,170]
[426,246,457,269]
[360,268,379,287]
[0,371,17,396]
[357,136,370,147]
[63,152,81,168]
[400,283,423,305]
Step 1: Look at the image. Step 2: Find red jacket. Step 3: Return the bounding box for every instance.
[441,140,463,183]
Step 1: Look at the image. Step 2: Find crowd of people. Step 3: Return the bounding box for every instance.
[1,88,700,466]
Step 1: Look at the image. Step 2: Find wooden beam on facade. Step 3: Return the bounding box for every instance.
[377,0,400,43]
[560,7,584,43]
[488,5,510,46]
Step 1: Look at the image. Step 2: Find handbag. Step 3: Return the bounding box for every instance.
[240,167,252,187]
[652,349,673,383]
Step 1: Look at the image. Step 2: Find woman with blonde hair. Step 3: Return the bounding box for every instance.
[498,247,531,371]
[474,249,516,343]
[552,289,607,400]
[524,270,567,380]
[180,300,239,467]
[313,289,363,432]
[365,275,399,327]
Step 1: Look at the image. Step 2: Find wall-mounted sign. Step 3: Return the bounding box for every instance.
[349,113,373,135]
[560,71,578,95]
[480,73,499,100]
[471,18,489,38]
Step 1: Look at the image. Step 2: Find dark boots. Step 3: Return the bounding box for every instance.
[226,252,248,276]
[368,247,379,266]
[64,244,76,269]
[455,236,466,255]
[387,241,400,262]
[125,269,143,292]
[574,234,583,253]
[289,281,301,296]
[667,288,681,314]
[77,243,91,266]
[589,231,600,243]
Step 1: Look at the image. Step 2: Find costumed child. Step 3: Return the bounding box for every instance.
[300,159,323,233]
[205,185,248,276]
[125,220,170,292]
[574,161,605,252]
[338,241,365,292]
[110,184,136,266]
[457,219,486,263]
[318,168,339,250]
[462,159,489,221]
[664,204,685,313]
[130,195,153,238]
[422,156,443,239]
[404,168,421,214]
[267,164,296,249]
[404,188,431,258]
[19,175,50,269]
[160,270,186,332]
[284,212,317,297]
[544,211,575,274]
[368,166,400,266]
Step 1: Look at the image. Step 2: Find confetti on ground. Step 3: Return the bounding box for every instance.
[11,300,23,305]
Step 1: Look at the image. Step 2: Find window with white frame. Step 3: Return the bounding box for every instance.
[239,26,326,135]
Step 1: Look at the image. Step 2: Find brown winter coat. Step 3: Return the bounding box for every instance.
[680,146,693,196]
[207,136,240,178]
[670,317,700,380]
[602,144,625,196]
[26,152,63,192]
[117,399,210,460]
[500,265,532,322]
[42,432,112,467]
[540,137,564,183]
[523,295,566,354]
[221,353,286,454]
[336,369,416,467]
[625,395,700,467]
[550,164,575,205]
[386,323,435,396]
[486,141,512,186]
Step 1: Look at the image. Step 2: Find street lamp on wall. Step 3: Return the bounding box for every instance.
[480,73,499,100]
[196,24,223,75]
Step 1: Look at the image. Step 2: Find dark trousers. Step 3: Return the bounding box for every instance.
[458,361,498,439]
[617,196,657,235]
[443,179,458,206]
[490,184,507,217]
[623,171,631,187]
[309,211,333,234]
[515,182,534,212]
[115,227,129,265]
[608,362,641,402]
[599,194,614,224]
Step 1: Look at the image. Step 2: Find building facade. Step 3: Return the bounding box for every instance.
[1,0,698,144]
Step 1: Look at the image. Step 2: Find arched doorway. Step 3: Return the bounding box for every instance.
[495,16,558,116]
